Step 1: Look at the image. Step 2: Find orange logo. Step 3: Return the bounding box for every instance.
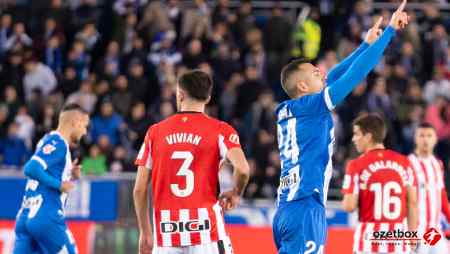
[423,228,442,246]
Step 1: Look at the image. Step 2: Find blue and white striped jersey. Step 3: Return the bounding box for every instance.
[276,88,335,207]
[18,131,72,218]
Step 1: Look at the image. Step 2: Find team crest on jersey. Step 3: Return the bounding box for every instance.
[182,116,188,122]
[229,134,240,145]
[42,144,56,154]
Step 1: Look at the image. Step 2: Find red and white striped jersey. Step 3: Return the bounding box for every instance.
[135,112,241,247]
[342,149,415,253]
[408,154,450,234]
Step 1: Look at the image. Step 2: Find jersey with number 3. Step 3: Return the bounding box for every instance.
[276,88,335,207]
[135,112,241,247]
[342,149,415,253]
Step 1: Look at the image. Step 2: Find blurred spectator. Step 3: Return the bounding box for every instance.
[234,65,267,120]
[211,43,240,84]
[148,30,181,67]
[75,22,100,51]
[23,57,57,102]
[67,41,90,80]
[397,41,422,78]
[138,1,174,43]
[367,77,395,121]
[44,36,63,75]
[0,106,9,138]
[35,103,57,140]
[66,79,97,114]
[348,1,372,32]
[81,144,107,175]
[109,146,134,173]
[423,24,448,80]
[212,0,231,25]
[127,59,156,105]
[14,106,35,149]
[1,51,25,97]
[425,96,450,141]
[231,0,255,49]
[59,66,80,98]
[3,85,21,120]
[0,122,30,168]
[90,100,124,146]
[0,14,12,57]
[127,102,151,151]
[182,39,206,69]
[3,22,32,52]
[111,75,133,116]
[423,68,450,104]
[97,41,121,77]
[114,13,137,54]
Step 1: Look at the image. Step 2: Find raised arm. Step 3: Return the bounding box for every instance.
[326,42,369,84]
[327,0,409,107]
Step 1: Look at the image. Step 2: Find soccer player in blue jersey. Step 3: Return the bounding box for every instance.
[272,1,410,253]
[13,104,89,254]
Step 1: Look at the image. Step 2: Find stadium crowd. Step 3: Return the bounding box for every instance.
[0,0,449,200]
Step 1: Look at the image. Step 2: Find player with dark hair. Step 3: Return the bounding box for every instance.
[134,70,250,254]
[342,113,417,253]
[272,1,410,253]
[408,123,450,253]
[13,104,90,254]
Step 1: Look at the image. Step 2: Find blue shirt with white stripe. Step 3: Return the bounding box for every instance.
[18,131,72,218]
[276,26,397,207]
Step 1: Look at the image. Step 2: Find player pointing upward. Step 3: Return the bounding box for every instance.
[272,1,409,253]
[134,70,250,254]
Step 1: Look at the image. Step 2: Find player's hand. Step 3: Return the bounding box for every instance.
[219,189,240,211]
[365,17,383,44]
[60,181,75,193]
[138,233,153,254]
[71,159,81,180]
[389,0,410,30]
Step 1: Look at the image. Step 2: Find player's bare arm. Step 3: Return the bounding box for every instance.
[341,193,358,212]
[406,185,418,231]
[219,147,250,211]
[133,165,153,254]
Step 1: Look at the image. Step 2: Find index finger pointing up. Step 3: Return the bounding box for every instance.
[373,16,383,29]
[396,0,407,13]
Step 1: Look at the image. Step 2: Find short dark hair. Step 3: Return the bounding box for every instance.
[417,122,435,130]
[178,70,212,101]
[61,103,87,114]
[280,58,309,97]
[352,113,387,143]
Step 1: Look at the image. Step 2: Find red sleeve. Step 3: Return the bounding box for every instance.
[135,126,153,169]
[218,122,241,159]
[341,160,359,195]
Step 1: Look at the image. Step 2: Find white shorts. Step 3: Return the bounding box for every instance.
[414,237,448,254]
[153,239,233,254]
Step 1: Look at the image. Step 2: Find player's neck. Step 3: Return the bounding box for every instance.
[179,103,205,113]
[364,143,385,153]
[414,149,433,158]
[56,126,71,144]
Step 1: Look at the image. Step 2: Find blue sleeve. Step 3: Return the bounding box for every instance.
[290,89,332,115]
[328,26,396,106]
[326,42,369,84]
[24,159,61,190]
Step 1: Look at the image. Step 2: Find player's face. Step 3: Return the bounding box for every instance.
[415,127,437,154]
[72,114,89,143]
[300,63,325,94]
[352,125,369,153]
